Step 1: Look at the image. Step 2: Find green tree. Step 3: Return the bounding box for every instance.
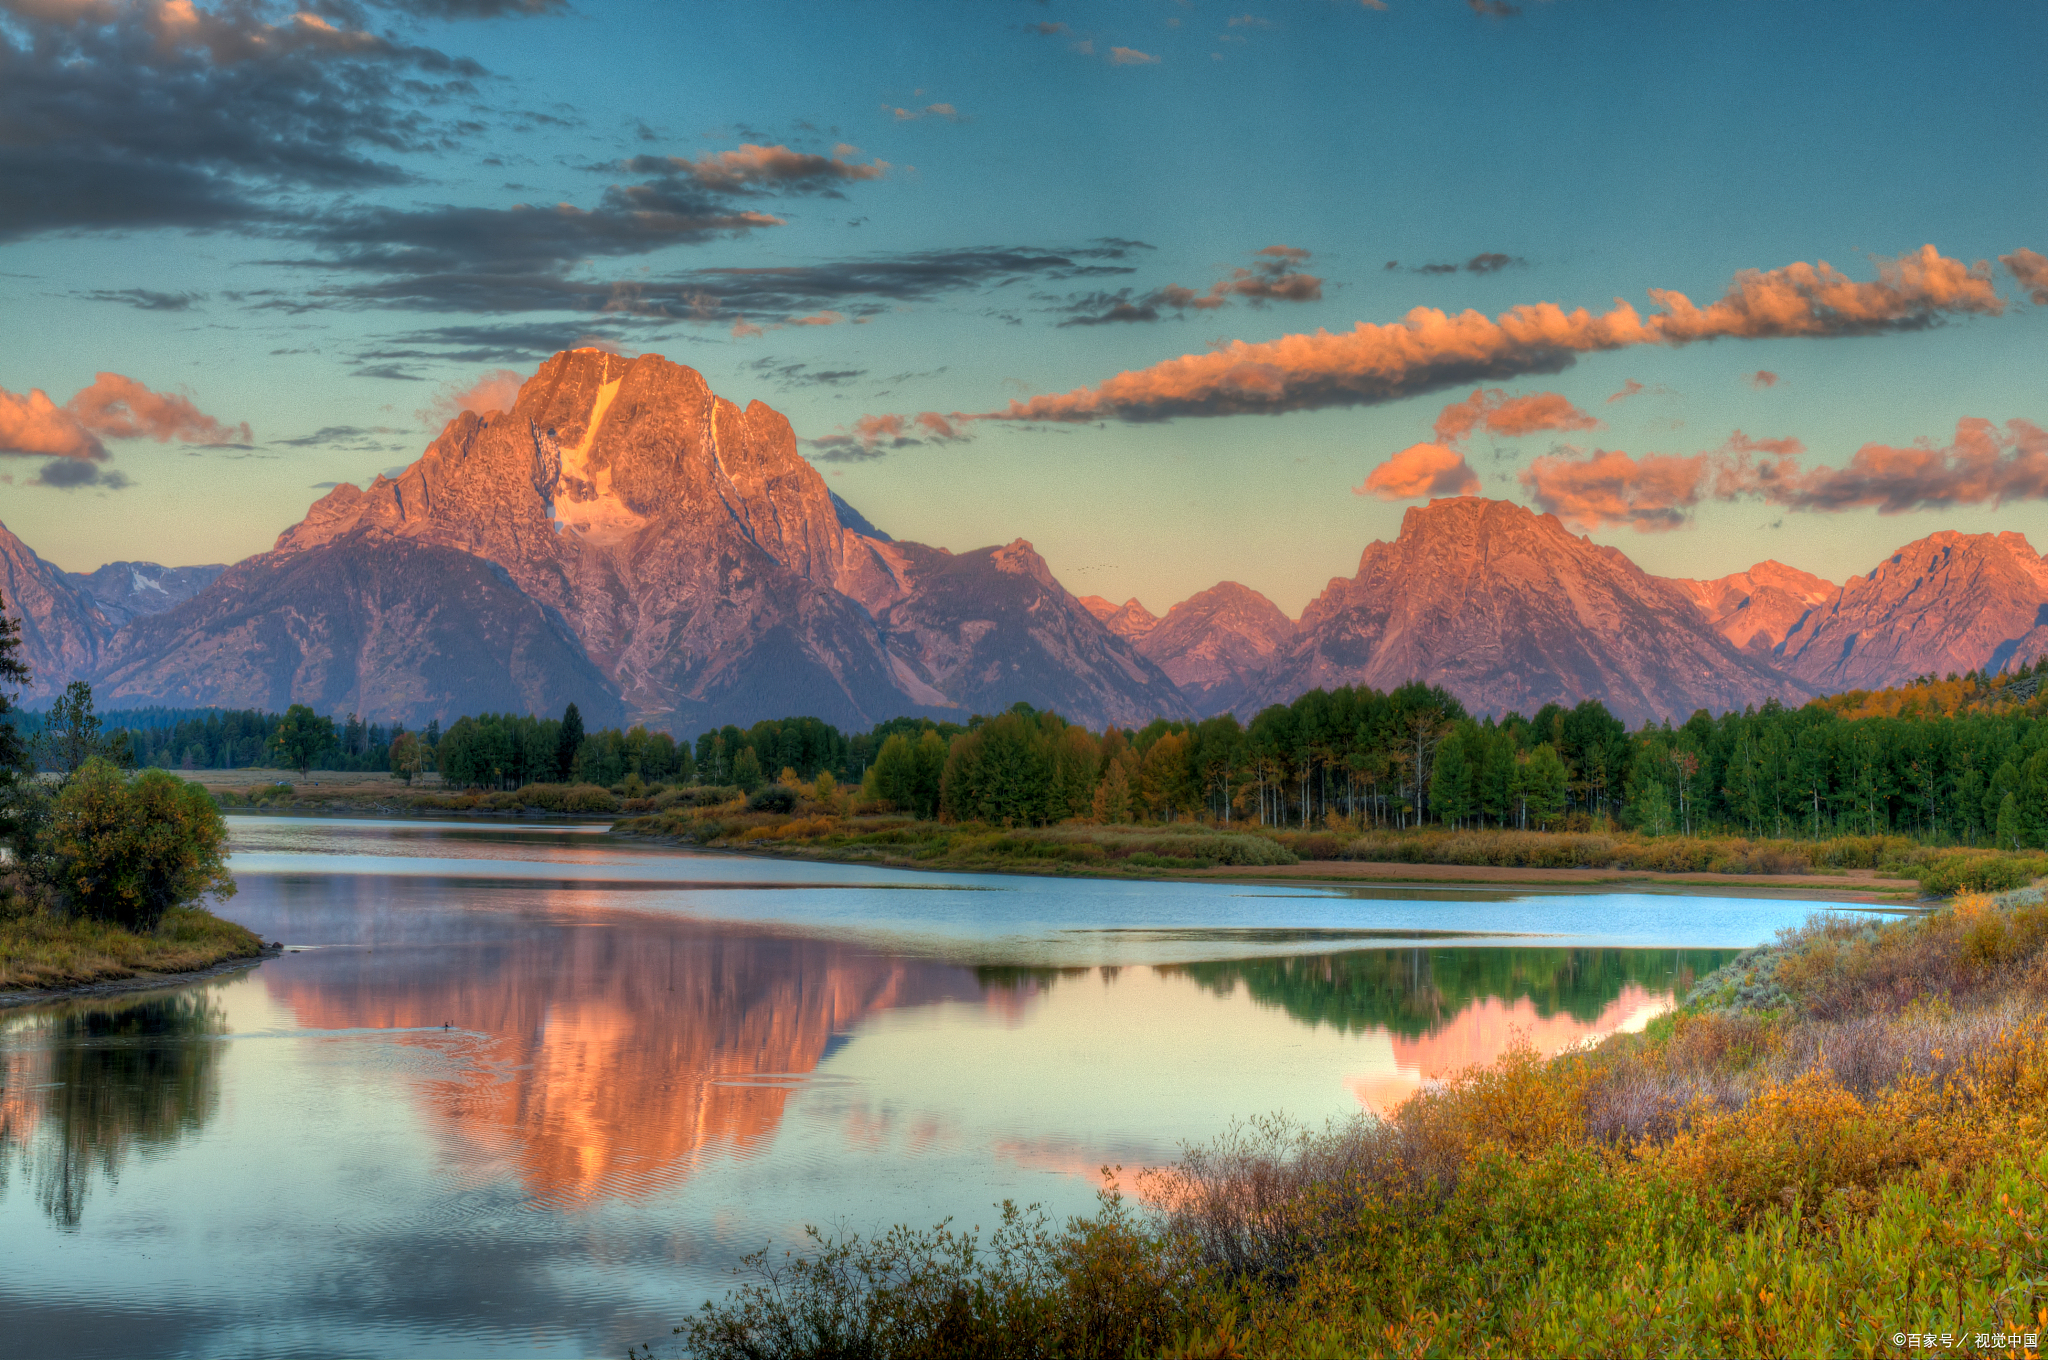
[388,731,426,785]
[0,598,34,848]
[41,758,236,931]
[1995,791,2025,851]
[270,704,336,776]
[40,680,129,779]
[732,745,764,793]
[1521,742,1570,829]
[1429,732,1474,827]
[555,702,585,782]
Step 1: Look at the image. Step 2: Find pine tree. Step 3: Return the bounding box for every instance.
[556,702,585,782]
[1996,791,2024,852]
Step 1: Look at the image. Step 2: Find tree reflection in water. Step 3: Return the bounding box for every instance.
[0,990,226,1228]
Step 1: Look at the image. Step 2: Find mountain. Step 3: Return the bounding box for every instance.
[1243,498,1810,727]
[95,349,1183,733]
[1078,596,1159,639]
[1776,531,2048,692]
[1673,560,1837,655]
[63,560,228,627]
[0,518,112,700]
[876,541,1191,727]
[1127,582,1297,717]
[92,532,623,727]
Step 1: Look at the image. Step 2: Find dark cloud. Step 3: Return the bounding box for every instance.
[1056,245,1321,326]
[358,0,567,16]
[0,0,486,243]
[72,288,206,311]
[343,319,683,367]
[1468,0,1522,15]
[34,458,131,490]
[272,424,403,448]
[741,358,869,391]
[1384,253,1528,276]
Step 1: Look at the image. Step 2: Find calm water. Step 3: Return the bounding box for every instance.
[0,817,1846,1358]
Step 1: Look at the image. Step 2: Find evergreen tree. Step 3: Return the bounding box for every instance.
[732,745,764,793]
[41,681,129,778]
[556,702,585,781]
[270,705,337,777]
[1429,733,1474,827]
[1996,791,2025,851]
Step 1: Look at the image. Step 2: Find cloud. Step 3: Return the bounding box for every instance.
[1605,379,1645,404]
[0,0,488,243]
[0,385,105,459]
[64,372,252,444]
[33,457,130,490]
[888,102,964,122]
[309,241,1143,322]
[1388,253,1528,276]
[807,410,968,461]
[1109,47,1159,64]
[2003,248,2048,305]
[1026,21,1068,35]
[1519,418,2048,530]
[730,318,764,339]
[72,287,205,311]
[990,245,2014,424]
[1431,388,1598,444]
[419,367,526,426]
[1227,14,1274,27]
[1469,0,1522,15]
[1356,443,1481,500]
[616,143,888,195]
[789,310,846,326]
[1521,447,1712,531]
[1058,245,1321,325]
[1748,369,1779,388]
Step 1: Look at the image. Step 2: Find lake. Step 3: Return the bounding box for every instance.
[0,816,1847,1358]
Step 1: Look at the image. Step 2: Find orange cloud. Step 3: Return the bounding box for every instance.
[641,143,887,193]
[2003,248,2048,305]
[1605,379,1645,404]
[987,245,2011,424]
[1521,447,1713,531]
[1357,442,1481,500]
[1520,418,2048,530]
[1749,370,1779,388]
[423,368,526,427]
[1109,46,1160,64]
[808,410,968,462]
[730,318,764,339]
[0,385,104,460]
[64,372,250,445]
[789,310,846,326]
[1432,388,1598,444]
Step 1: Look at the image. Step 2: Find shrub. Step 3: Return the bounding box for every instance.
[748,785,799,814]
[40,758,236,931]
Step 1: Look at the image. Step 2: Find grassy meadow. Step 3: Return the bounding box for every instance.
[0,898,265,994]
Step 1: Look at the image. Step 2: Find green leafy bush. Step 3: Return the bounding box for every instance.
[42,759,236,931]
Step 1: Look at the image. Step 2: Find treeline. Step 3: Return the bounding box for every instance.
[37,651,2048,846]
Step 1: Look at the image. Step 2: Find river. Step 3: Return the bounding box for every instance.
[0,816,1847,1357]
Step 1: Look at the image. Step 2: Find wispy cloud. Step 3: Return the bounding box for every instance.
[1355,443,1481,500]
[1058,245,1321,325]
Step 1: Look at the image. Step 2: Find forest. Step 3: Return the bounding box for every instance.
[39,655,2048,846]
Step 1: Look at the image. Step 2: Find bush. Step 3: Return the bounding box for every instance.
[509,782,621,814]
[1913,852,2045,896]
[748,785,799,814]
[40,759,236,931]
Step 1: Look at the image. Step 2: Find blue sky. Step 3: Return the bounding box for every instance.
[3,0,2045,614]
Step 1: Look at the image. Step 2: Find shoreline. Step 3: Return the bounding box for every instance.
[612,829,1929,904]
[0,943,281,1010]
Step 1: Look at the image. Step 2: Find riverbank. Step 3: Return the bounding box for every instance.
[614,807,1956,902]
[0,906,270,999]
[675,885,2048,1359]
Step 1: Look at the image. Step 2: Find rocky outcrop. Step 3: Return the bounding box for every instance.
[1244,498,1809,727]
[1078,596,1160,640]
[1673,561,1837,655]
[92,532,622,727]
[1777,531,2048,691]
[0,518,112,700]
[63,560,227,627]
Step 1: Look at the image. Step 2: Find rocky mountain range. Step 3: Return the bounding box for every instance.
[4,347,2044,731]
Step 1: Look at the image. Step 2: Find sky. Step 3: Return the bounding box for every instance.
[2,0,2046,617]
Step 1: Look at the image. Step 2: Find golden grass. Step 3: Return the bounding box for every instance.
[0,905,265,993]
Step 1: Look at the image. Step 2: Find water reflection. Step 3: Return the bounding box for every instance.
[256,877,986,1207]
[0,990,226,1227]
